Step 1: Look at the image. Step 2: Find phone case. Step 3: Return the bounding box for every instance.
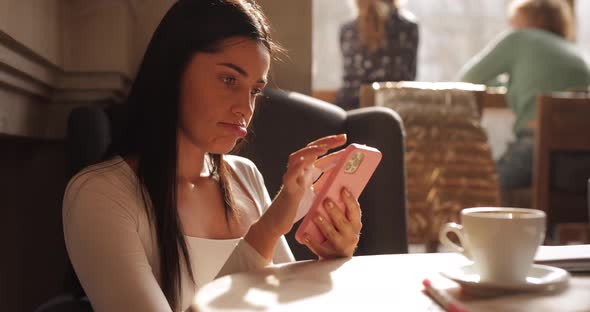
[295,143,382,245]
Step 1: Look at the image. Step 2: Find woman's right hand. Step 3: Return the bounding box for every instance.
[246,134,347,261]
[266,134,347,235]
[281,136,344,197]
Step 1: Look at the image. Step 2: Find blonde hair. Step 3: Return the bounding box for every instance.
[509,0,575,40]
[356,0,399,52]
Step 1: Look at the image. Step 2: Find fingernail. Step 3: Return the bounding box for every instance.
[340,133,347,140]
[316,215,324,223]
[343,188,352,198]
[304,234,311,243]
[325,200,335,210]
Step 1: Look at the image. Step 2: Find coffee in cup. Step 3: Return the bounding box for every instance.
[439,207,546,284]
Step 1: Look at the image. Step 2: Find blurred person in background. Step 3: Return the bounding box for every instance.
[460,0,590,192]
[335,0,419,110]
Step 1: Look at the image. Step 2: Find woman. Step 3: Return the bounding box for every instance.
[460,0,590,191]
[335,0,419,110]
[63,1,362,311]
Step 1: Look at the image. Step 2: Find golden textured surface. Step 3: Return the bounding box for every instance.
[374,82,500,245]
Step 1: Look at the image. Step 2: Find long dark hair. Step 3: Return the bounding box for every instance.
[112,0,276,309]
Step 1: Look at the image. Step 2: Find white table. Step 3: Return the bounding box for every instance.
[192,253,590,311]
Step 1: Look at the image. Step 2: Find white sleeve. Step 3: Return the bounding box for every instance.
[252,164,295,264]
[215,236,293,278]
[216,238,271,277]
[215,158,295,279]
[212,156,295,280]
[63,179,172,312]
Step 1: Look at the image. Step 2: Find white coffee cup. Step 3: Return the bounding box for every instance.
[439,207,546,284]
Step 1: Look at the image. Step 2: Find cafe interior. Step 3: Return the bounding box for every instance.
[1,0,589,311]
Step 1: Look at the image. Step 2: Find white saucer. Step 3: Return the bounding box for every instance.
[440,263,570,293]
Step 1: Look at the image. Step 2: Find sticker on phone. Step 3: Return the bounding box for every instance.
[344,152,364,174]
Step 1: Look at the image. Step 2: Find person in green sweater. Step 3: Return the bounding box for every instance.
[460,0,590,191]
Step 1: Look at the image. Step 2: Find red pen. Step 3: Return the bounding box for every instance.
[422,278,469,312]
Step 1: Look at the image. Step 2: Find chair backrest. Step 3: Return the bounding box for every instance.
[533,93,590,236]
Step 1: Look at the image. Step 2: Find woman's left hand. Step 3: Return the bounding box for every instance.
[303,187,362,259]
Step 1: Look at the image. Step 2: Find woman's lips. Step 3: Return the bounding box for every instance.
[219,122,247,138]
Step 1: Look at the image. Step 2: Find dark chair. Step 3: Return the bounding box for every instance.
[37,88,407,311]
[533,93,590,244]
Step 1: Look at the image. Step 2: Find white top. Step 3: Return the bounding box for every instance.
[186,237,241,287]
[63,155,295,312]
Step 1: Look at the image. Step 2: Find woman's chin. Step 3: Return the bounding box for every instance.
[209,140,239,155]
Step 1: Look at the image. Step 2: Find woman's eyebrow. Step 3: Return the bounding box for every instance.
[217,62,267,84]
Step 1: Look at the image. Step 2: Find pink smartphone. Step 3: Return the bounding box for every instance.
[295,143,382,245]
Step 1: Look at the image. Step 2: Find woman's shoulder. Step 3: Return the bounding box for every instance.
[341,19,356,31]
[507,28,540,40]
[64,156,139,206]
[394,8,418,26]
[340,19,357,39]
[510,28,572,45]
[501,28,559,42]
[479,29,527,50]
[223,154,260,177]
[223,154,269,206]
[489,29,566,52]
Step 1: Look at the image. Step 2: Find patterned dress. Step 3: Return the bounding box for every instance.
[335,9,419,110]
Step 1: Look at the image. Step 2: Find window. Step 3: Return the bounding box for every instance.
[313,0,590,91]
